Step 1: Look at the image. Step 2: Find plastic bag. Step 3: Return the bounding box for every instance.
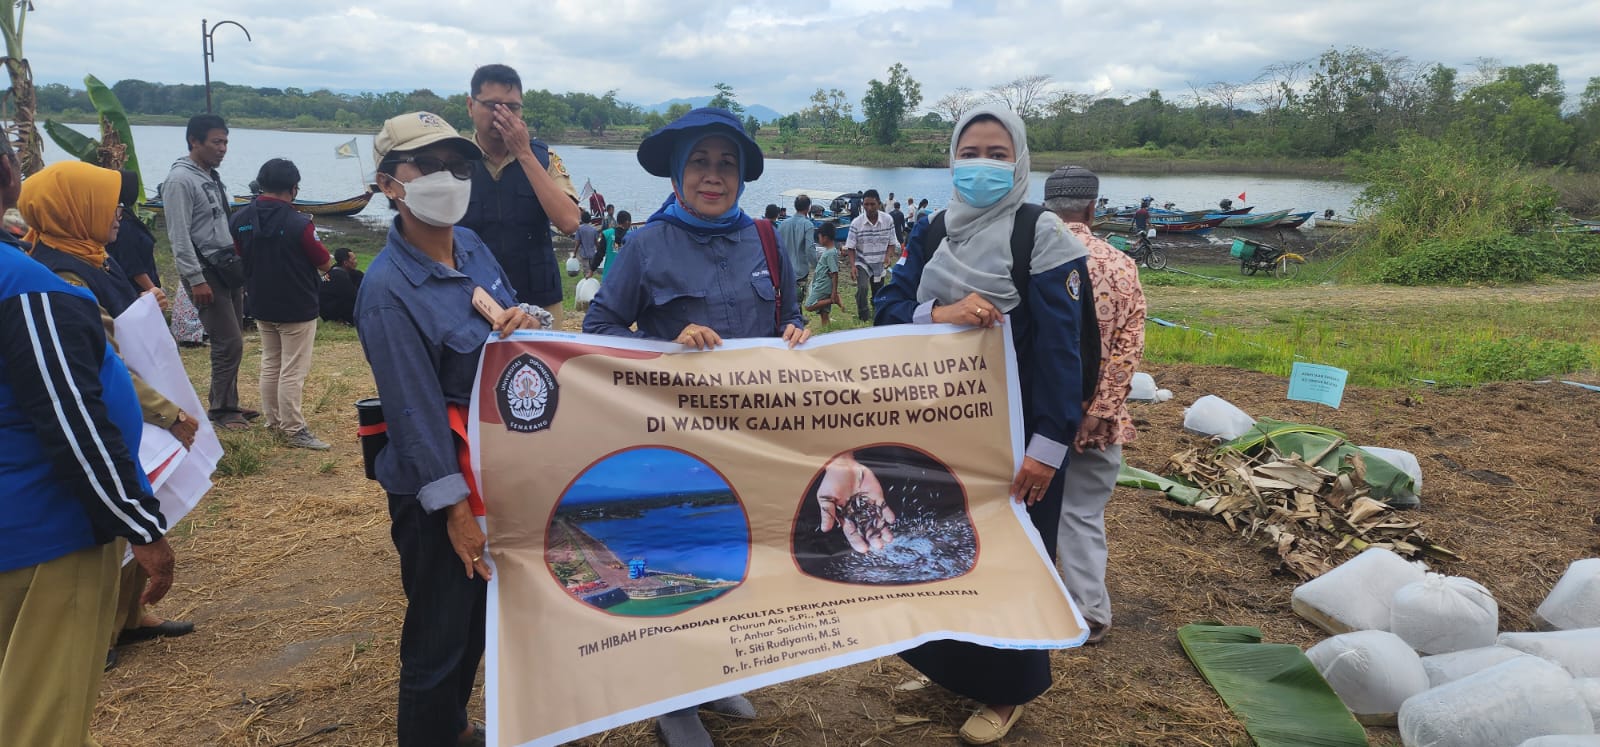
[1360,445,1423,498]
[1182,395,1256,440]
[1579,679,1600,723]
[1305,630,1429,726]
[574,277,600,309]
[1421,646,1533,688]
[1292,547,1427,634]
[1399,656,1596,747]
[1129,372,1159,401]
[1518,736,1600,746]
[566,256,581,276]
[1500,629,1600,677]
[1537,559,1600,631]
[1391,573,1499,654]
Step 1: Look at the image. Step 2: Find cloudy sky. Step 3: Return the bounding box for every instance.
[28,0,1600,114]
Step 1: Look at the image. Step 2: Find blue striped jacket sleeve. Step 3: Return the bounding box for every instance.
[0,291,167,544]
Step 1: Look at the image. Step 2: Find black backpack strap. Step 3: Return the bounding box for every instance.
[1008,204,1046,291]
[1008,205,1103,407]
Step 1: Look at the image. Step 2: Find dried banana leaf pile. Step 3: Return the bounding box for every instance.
[1158,438,1456,580]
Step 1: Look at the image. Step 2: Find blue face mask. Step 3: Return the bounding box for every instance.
[952,158,1015,208]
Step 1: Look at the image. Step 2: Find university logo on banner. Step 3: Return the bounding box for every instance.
[495,353,559,432]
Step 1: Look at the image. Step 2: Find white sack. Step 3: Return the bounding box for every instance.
[1501,629,1600,677]
[1421,646,1534,688]
[1182,394,1256,440]
[1305,630,1429,725]
[1391,573,1499,654]
[1537,559,1600,631]
[1292,547,1427,634]
[1399,657,1595,747]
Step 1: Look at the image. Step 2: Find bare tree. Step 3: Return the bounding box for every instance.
[1466,56,1502,89]
[932,87,977,123]
[985,74,1053,118]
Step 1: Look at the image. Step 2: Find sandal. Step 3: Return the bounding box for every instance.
[211,413,249,431]
[959,704,1024,745]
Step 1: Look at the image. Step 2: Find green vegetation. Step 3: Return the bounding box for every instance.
[1340,135,1600,284]
[1146,295,1600,387]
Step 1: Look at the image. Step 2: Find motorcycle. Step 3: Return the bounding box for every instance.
[1231,237,1305,278]
[1108,229,1168,269]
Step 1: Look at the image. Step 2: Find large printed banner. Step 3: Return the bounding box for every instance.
[469,323,1086,747]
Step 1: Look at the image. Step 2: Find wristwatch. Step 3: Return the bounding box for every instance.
[174,411,190,426]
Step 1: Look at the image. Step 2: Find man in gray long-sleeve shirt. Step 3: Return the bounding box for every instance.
[162,114,253,429]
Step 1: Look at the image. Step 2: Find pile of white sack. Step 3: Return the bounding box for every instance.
[1292,550,1600,745]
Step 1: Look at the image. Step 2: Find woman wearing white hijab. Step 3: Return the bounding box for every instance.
[873,105,1092,745]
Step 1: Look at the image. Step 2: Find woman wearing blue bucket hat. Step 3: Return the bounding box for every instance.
[584,107,808,349]
[583,106,804,746]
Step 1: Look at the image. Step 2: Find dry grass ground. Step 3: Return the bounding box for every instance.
[89,259,1600,746]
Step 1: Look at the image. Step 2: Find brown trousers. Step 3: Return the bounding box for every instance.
[0,542,120,747]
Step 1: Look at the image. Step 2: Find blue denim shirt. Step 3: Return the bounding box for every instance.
[583,220,803,341]
[356,218,517,512]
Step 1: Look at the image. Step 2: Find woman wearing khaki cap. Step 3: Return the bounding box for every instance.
[355,111,548,747]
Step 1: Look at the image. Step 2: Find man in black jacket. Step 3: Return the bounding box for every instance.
[230,158,333,450]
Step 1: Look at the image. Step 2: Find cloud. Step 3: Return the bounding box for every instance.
[25,0,1600,114]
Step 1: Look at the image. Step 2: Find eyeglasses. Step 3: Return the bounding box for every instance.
[473,97,524,113]
[383,155,476,180]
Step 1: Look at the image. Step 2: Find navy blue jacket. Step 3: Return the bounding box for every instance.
[232,196,325,323]
[1,238,164,572]
[873,214,1087,469]
[460,140,562,307]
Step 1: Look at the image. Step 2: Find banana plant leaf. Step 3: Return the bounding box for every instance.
[82,74,143,202]
[43,119,99,161]
[1223,418,1418,508]
[1178,623,1368,747]
[1117,464,1204,505]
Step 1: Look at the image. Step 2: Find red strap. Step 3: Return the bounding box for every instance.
[446,403,485,517]
[754,218,783,331]
[356,422,388,437]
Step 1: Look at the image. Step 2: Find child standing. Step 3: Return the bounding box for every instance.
[804,221,842,326]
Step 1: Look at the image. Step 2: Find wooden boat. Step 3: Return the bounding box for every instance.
[144,188,377,218]
[1213,208,1291,228]
[1275,211,1314,229]
[1100,216,1226,235]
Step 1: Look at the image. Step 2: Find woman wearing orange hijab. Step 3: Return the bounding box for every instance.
[18,161,199,662]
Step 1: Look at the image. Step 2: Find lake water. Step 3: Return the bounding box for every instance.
[43,124,1364,222]
[576,503,749,582]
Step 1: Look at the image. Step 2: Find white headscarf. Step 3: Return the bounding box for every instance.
[917,105,1086,312]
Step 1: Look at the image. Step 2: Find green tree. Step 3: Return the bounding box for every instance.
[709,82,743,116]
[862,63,923,145]
[523,89,572,135]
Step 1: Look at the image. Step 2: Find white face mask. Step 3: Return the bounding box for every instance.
[395,170,471,227]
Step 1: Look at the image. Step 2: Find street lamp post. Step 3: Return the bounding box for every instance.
[202,18,252,113]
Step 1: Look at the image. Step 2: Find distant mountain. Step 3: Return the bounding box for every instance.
[642,96,784,123]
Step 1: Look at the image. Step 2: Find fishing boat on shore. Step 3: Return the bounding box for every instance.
[1099,216,1227,235]
[144,187,378,218]
[1213,208,1292,228]
[1275,211,1314,229]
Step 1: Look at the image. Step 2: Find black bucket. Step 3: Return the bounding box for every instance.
[355,398,387,481]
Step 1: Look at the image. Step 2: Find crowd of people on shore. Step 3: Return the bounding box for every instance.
[1,61,1146,747]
